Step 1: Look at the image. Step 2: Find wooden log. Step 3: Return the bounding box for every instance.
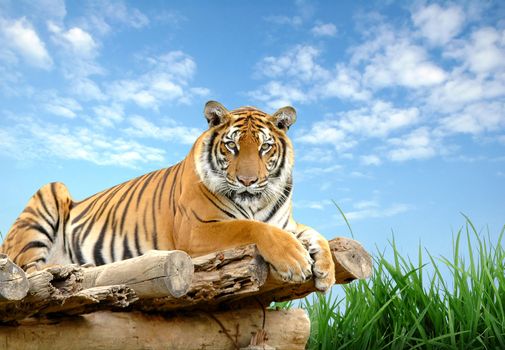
[138,244,268,311]
[136,237,372,311]
[81,249,193,298]
[0,308,310,350]
[0,236,371,320]
[0,267,153,322]
[0,254,29,302]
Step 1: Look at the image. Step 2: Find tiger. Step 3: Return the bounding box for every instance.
[0,101,335,291]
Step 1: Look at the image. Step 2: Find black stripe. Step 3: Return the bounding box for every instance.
[191,209,220,223]
[34,206,55,232]
[271,138,287,179]
[122,235,133,260]
[136,171,158,208]
[142,204,149,241]
[110,223,116,262]
[157,166,173,210]
[118,177,145,235]
[92,208,114,266]
[78,182,129,244]
[36,190,53,223]
[14,240,49,262]
[296,229,308,239]
[201,188,236,219]
[134,224,142,256]
[72,225,86,265]
[27,222,54,243]
[71,187,115,224]
[50,183,60,221]
[282,213,290,229]
[264,181,292,222]
[19,240,49,253]
[169,164,182,217]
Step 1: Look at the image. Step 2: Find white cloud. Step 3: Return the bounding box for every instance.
[317,64,370,101]
[362,38,447,88]
[296,122,354,152]
[263,15,303,27]
[251,45,368,107]
[72,78,106,101]
[92,104,124,127]
[412,4,465,45]
[361,154,381,166]
[387,127,438,161]
[426,71,505,113]
[336,101,420,137]
[249,81,310,110]
[311,22,337,37]
[256,45,326,83]
[0,118,165,168]
[293,199,332,210]
[446,27,505,76]
[296,100,419,152]
[44,96,82,118]
[82,1,149,35]
[345,202,410,221]
[298,148,335,163]
[0,17,53,69]
[439,101,505,135]
[48,22,98,58]
[30,0,67,23]
[124,115,202,145]
[107,51,207,108]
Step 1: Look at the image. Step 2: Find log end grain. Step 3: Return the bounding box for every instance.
[0,254,29,301]
[330,238,372,283]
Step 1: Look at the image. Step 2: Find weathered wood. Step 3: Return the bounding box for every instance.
[0,272,137,322]
[138,244,268,311]
[331,237,372,282]
[136,237,372,311]
[0,308,310,350]
[81,249,193,298]
[0,254,29,302]
[0,236,371,320]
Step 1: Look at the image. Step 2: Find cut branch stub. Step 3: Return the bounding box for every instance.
[330,237,372,283]
[0,253,29,302]
[81,250,194,299]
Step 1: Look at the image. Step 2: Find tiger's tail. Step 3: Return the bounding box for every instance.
[1,182,72,271]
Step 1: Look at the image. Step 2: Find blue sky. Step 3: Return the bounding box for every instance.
[0,0,504,262]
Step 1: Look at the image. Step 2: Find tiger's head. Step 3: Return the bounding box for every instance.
[195,100,296,208]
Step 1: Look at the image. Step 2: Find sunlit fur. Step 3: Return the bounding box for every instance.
[0,102,335,291]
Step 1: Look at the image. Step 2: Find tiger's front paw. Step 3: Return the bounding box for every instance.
[301,233,336,292]
[257,230,313,283]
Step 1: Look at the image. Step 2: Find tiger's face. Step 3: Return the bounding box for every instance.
[196,101,296,208]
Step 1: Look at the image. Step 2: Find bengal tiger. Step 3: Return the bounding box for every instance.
[0,101,335,291]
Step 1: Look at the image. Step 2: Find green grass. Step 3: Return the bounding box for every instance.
[302,218,505,349]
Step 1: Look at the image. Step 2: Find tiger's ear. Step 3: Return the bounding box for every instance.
[204,101,229,128]
[271,106,297,131]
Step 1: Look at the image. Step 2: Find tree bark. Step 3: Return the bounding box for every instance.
[0,308,310,350]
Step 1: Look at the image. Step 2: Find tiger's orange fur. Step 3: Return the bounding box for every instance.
[1,101,335,291]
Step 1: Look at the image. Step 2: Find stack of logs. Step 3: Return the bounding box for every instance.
[0,237,372,350]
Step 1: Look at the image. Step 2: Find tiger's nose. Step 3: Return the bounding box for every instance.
[237,175,258,187]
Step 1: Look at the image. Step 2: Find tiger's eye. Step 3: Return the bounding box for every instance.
[261,143,272,151]
[226,141,236,149]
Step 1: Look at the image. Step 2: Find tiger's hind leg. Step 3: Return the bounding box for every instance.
[0,182,73,272]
